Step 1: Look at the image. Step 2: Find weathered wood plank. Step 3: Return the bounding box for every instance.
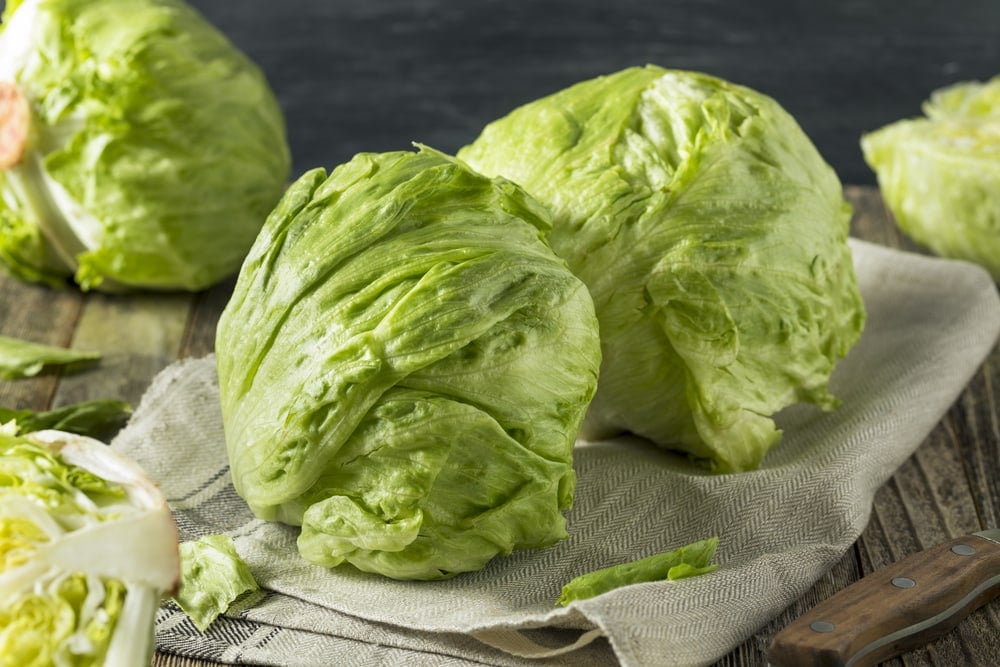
[180,277,236,359]
[51,290,195,410]
[0,273,84,412]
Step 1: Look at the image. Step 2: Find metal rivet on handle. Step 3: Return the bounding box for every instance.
[809,621,835,633]
[952,544,976,556]
[891,577,916,589]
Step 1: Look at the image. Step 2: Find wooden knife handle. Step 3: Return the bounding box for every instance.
[767,534,1000,667]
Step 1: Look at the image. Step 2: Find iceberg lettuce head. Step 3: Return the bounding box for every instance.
[216,146,601,580]
[0,0,290,291]
[459,66,865,472]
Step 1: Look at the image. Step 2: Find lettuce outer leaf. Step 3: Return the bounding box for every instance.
[459,66,866,472]
[0,334,99,379]
[556,536,719,605]
[0,0,290,291]
[174,534,258,632]
[216,146,601,580]
[861,76,1000,280]
[0,399,131,438]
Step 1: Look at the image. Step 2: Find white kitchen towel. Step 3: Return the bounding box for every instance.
[115,239,1000,667]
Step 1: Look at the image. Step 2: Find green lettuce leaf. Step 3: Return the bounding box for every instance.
[174,534,259,632]
[216,145,601,580]
[0,0,290,291]
[557,537,719,605]
[861,76,1000,280]
[0,399,131,438]
[0,334,99,379]
[459,66,866,472]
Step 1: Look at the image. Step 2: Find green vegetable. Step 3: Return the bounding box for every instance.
[459,66,865,472]
[216,145,601,580]
[861,76,1000,280]
[0,0,290,291]
[174,534,258,632]
[0,399,132,438]
[0,333,99,379]
[557,537,719,606]
[0,425,179,665]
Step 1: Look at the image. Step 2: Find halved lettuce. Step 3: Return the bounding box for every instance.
[862,76,1000,280]
[0,425,179,665]
[459,66,866,472]
[216,146,601,580]
[0,0,290,291]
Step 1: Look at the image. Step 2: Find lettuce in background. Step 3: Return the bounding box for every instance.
[862,75,1000,281]
[0,0,290,291]
[459,65,866,472]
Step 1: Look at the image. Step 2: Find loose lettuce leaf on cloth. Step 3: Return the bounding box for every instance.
[557,537,719,606]
[0,0,290,291]
[459,66,866,473]
[862,75,1000,280]
[174,534,259,632]
[114,240,999,666]
[0,334,99,379]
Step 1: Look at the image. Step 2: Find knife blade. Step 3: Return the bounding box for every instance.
[766,528,1000,667]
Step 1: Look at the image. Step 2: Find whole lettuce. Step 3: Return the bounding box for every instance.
[862,76,1000,280]
[216,146,601,580]
[0,0,290,291]
[459,66,865,472]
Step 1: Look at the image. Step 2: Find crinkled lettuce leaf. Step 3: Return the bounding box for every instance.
[0,334,99,379]
[459,66,865,472]
[0,399,131,438]
[862,76,1000,280]
[174,534,259,632]
[0,0,290,291]
[557,536,719,605]
[216,145,601,580]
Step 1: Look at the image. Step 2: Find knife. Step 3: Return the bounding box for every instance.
[767,528,1000,666]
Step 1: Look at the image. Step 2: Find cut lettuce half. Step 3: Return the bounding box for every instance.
[862,76,1000,280]
[0,425,179,665]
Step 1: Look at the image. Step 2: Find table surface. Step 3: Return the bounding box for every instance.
[0,186,997,666]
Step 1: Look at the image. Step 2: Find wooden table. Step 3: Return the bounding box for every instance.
[0,186,997,666]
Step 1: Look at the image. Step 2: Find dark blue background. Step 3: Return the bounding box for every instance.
[185,0,998,185]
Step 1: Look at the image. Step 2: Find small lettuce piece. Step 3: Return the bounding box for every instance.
[216,146,601,580]
[0,334,99,379]
[0,0,290,291]
[861,76,1000,280]
[174,534,258,632]
[460,66,865,472]
[0,425,179,665]
[556,537,719,606]
[0,399,132,438]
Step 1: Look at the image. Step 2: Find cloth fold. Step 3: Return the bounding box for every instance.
[116,239,1000,666]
